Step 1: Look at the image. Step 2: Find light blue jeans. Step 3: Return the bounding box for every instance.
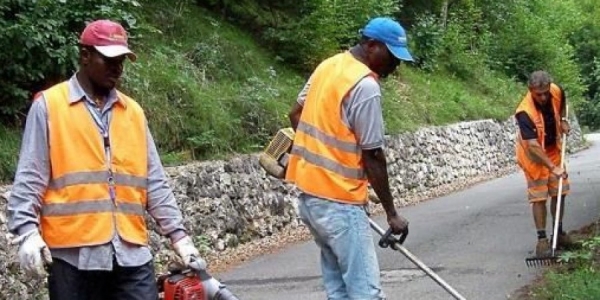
[298,193,386,300]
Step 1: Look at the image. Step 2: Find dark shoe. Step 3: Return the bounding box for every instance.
[557,233,578,250]
[536,238,550,257]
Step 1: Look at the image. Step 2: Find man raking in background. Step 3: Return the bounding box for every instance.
[515,70,575,258]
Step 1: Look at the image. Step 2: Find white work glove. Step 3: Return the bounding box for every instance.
[11,229,53,278]
[173,236,207,271]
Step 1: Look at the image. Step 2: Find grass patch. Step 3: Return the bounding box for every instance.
[381,66,525,133]
[0,126,21,182]
[119,2,304,163]
[513,221,600,299]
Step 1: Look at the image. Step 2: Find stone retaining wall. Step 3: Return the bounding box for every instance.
[0,115,586,298]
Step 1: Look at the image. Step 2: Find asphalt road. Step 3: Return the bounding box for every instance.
[215,134,600,300]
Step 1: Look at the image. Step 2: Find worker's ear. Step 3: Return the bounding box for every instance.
[363,39,380,55]
[79,45,93,66]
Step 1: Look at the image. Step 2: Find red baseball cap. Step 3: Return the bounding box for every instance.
[79,20,137,62]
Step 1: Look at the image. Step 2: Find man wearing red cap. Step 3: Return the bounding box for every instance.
[8,20,203,299]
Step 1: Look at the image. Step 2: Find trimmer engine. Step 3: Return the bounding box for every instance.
[258,127,295,179]
[158,262,206,300]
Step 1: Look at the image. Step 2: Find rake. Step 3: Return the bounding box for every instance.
[525,105,569,268]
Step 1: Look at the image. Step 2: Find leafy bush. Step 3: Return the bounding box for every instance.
[196,0,399,72]
[0,0,143,125]
[483,0,584,100]
[576,58,600,130]
[405,13,444,71]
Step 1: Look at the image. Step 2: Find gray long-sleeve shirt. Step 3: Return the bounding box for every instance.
[7,74,187,270]
[297,75,386,150]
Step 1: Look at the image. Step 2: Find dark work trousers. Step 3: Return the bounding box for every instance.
[48,258,159,300]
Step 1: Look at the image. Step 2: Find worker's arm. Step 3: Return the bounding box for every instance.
[348,81,396,216]
[362,148,397,216]
[288,78,311,130]
[515,112,562,172]
[7,97,50,237]
[525,139,558,170]
[347,77,407,232]
[288,102,303,131]
[145,123,187,243]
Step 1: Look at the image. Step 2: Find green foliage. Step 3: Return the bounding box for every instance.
[193,234,212,256]
[531,236,600,299]
[559,236,600,266]
[483,0,585,105]
[383,66,523,132]
[266,0,400,71]
[577,59,600,130]
[197,0,400,72]
[0,126,20,182]
[3,0,600,181]
[405,13,444,71]
[0,0,143,125]
[119,3,302,161]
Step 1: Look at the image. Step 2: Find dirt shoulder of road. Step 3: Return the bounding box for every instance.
[509,219,600,299]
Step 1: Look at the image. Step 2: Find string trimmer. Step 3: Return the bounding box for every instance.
[369,216,467,300]
[259,128,467,299]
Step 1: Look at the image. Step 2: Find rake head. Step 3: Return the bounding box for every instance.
[525,255,563,268]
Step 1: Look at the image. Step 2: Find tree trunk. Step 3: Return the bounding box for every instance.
[441,0,449,28]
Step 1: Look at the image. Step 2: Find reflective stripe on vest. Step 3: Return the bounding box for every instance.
[515,83,563,175]
[41,81,149,248]
[285,52,375,203]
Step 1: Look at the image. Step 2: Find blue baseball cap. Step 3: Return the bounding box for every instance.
[361,17,414,62]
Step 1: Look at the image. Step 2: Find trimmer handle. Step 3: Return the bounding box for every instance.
[378,226,409,250]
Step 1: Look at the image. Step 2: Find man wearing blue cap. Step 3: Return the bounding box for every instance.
[285,17,414,299]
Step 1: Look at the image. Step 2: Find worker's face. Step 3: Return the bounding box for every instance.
[80,47,125,93]
[365,41,401,78]
[529,85,551,105]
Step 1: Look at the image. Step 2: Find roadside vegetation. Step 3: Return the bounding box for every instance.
[514,221,600,299]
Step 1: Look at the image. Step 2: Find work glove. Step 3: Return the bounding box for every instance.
[11,229,53,278]
[173,235,207,271]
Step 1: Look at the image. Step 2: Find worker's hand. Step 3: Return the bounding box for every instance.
[551,166,568,179]
[560,120,571,135]
[387,213,409,235]
[11,229,52,278]
[173,235,207,271]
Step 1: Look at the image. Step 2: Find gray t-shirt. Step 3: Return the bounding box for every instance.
[296,75,384,150]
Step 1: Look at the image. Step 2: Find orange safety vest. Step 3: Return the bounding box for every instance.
[515,83,563,173]
[285,51,377,204]
[40,81,149,248]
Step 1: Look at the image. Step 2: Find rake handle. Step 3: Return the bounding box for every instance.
[369,219,467,300]
[551,104,569,256]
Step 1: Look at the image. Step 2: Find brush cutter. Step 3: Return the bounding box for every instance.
[369,218,467,300]
[157,260,240,300]
[525,105,570,268]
